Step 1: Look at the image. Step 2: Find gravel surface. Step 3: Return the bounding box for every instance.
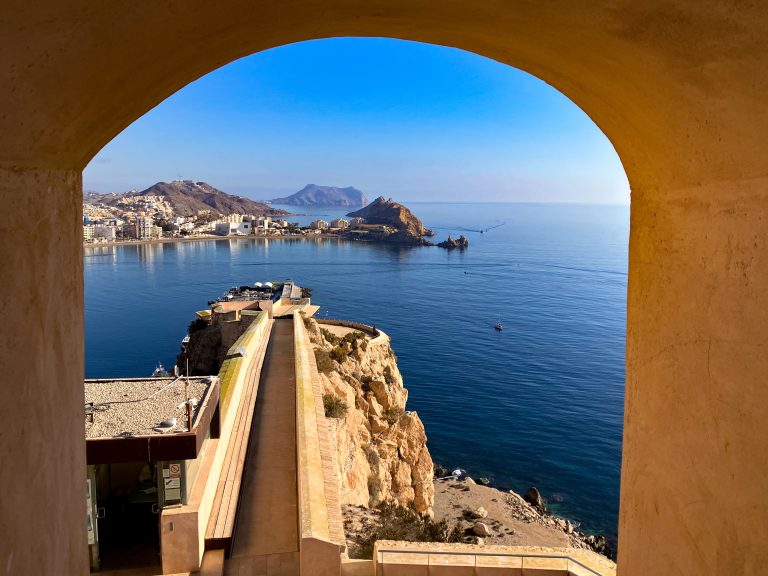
[84,377,213,438]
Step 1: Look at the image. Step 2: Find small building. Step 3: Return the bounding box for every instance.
[310,219,329,230]
[93,225,116,241]
[214,221,252,236]
[349,217,365,226]
[83,224,95,241]
[85,375,220,571]
[330,218,349,229]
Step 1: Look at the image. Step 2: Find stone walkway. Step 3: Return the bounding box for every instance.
[225,318,299,576]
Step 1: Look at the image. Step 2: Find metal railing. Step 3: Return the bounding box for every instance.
[375,548,610,576]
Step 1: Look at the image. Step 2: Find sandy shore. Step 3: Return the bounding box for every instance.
[343,476,615,564]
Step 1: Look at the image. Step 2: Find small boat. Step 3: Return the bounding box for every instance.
[150,362,170,377]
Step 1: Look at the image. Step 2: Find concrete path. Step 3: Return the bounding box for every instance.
[225,318,299,576]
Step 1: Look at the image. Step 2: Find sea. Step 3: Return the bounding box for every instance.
[84,202,628,539]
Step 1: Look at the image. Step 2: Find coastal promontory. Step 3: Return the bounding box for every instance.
[272,184,368,208]
[346,196,435,246]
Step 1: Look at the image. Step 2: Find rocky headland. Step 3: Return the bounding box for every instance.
[304,318,435,514]
[345,196,435,246]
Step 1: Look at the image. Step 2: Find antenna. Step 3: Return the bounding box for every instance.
[185,358,191,431]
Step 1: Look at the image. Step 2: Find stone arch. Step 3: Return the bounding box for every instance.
[1,3,767,576]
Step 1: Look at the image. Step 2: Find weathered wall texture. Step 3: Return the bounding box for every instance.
[0,168,87,574]
[1,2,767,575]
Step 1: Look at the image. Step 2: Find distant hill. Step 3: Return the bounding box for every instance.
[92,181,289,217]
[272,184,368,208]
[347,196,435,243]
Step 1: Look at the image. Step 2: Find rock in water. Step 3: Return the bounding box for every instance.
[436,235,469,249]
[523,486,547,513]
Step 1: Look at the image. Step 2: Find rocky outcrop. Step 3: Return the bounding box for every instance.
[437,235,469,249]
[523,486,547,514]
[305,318,435,515]
[346,197,435,245]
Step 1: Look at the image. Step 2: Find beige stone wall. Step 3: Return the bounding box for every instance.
[0,168,87,575]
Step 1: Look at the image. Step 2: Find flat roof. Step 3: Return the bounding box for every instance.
[85,376,214,439]
[85,376,220,464]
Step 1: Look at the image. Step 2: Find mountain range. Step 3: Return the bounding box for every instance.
[271,184,367,208]
[86,181,289,217]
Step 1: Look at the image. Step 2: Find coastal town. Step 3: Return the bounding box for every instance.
[83,181,466,248]
[82,184,360,243]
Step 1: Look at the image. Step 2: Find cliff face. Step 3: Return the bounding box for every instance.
[306,319,435,516]
[347,197,435,239]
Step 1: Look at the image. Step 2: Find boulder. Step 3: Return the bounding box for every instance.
[472,507,489,519]
[472,522,493,537]
[523,486,547,513]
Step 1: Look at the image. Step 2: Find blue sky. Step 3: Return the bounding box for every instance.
[84,38,629,204]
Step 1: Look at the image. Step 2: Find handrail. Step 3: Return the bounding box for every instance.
[375,547,611,576]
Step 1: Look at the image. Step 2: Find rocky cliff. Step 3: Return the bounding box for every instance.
[346,197,435,243]
[305,318,435,516]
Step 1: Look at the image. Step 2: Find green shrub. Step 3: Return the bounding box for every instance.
[320,328,340,346]
[323,394,348,419]
[329,345,348,364]
[384,407,404,425]
[354,503,463,559]
[314,348,335,373]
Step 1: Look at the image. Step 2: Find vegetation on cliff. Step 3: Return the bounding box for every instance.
[305,317,435,516]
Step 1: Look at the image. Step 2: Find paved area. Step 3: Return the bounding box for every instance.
[318,324,369,340]
[226,318,299,576]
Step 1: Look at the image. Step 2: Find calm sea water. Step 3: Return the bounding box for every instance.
[85,203,628,537]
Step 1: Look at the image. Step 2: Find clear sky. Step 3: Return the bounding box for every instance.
[84,38,629,204]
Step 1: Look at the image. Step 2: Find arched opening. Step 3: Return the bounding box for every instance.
[81,37,630,573]
[2,4,767,576]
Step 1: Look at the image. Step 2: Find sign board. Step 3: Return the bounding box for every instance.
[169,463,181,478]
[164,478,181,489]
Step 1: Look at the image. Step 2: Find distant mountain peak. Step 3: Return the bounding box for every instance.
[272,184,368,208]
[90,180,289,218]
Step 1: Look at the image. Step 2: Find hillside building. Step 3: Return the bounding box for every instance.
[310,219,329,230]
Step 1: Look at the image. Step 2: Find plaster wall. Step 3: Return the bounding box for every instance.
[0,168,87,575]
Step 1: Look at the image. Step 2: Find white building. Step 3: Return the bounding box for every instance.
[83,225,95,241]
[330,218,349,229]
[136,217,155,240]
[349,217,365,226]
[214,221,252,236]
[310,219,329,230]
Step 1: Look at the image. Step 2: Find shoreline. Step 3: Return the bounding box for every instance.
[83,233,343,250]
